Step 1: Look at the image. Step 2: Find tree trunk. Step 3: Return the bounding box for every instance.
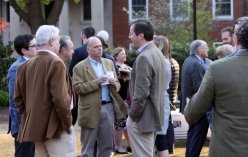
[9,0,65,34]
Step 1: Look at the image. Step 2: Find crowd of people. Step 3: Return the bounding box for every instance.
[6,16,248,157]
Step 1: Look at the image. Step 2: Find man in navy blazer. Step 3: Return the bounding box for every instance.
[7,34,37,157]
[181,40,212,157]
[69,26,95,76]
[69,26,116,77]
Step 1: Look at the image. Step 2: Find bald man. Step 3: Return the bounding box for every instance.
[72,37,127,157]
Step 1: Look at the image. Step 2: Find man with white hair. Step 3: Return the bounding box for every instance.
[181,40,212,157]
[14,25,75,157]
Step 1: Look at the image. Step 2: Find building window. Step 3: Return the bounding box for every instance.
[128,0,148,21]
[0,1,10,22]
[81,0,91,21]
[170,0,191,21]
[213,0,233,20]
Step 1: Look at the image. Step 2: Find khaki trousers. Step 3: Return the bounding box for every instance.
[35,126,76,157]
[126,117,156,157]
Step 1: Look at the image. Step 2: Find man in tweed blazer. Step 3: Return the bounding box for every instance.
[184,19,248,157]
[14,25,75,157]
[127,19,166,157]
[73,37,127,157]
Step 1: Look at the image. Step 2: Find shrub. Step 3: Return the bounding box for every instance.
[0,35,15,92]
[0,91,8,107]
[125,49,137,67]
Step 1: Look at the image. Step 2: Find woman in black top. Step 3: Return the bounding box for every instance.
[112,47,132,154]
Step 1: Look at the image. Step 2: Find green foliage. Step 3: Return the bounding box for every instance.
[125,49,137,67]
[42,0,52,5]
[123,7,147,20]
[16,0,80,9]
[123,0,217,68]
[123,0,218,95]
[107,47,137,67]
[0,35,15,92]
[73,0,80,4]
[0,91,8,107]
[149,0,217,67]
[16,0,26,9]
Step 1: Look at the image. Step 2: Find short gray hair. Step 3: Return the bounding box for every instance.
[36,25,59,46]
[189,40,205,55]
[59,36,71,50]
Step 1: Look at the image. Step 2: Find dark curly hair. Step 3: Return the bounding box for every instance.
[236,20,248,49]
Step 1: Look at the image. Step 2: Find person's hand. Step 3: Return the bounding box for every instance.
[96,75,108,85]
[66,127,72,134]
[108,78,117,84]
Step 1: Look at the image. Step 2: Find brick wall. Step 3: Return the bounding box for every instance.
[210,0,247,42]
[112,0,129,48]
[112,0,247,47]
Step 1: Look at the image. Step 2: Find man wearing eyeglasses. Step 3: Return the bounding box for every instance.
[14,25,75,157]
[7,34,37,157]
[73,36,127,157]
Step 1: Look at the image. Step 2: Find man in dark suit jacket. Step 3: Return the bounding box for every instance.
[69,26,95,76]
[181,39,212,157]
[7,34,37,157]
[69,26,116,76]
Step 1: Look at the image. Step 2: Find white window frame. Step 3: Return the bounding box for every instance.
[128,0,149,21]
[212,0,233,20]
[170,0,191,21]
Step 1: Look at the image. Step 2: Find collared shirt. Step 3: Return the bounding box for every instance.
[23,56,29,61]
[195,54,205,64]
[89,56,111,101]
[195,54,210,70]
[137,41,152,54]
[37,49,59,58]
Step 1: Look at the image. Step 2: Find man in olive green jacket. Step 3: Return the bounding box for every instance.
[73,37,127,157]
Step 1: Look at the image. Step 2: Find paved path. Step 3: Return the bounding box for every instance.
[0,107,209,157]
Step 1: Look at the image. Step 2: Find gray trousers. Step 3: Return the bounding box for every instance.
[80,103,114,157]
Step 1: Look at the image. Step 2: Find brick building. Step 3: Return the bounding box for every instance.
[0,0,247,48]
[113,0,248,48]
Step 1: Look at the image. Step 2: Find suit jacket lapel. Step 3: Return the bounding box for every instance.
[102,59,109,72]
[85,58,97,79]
